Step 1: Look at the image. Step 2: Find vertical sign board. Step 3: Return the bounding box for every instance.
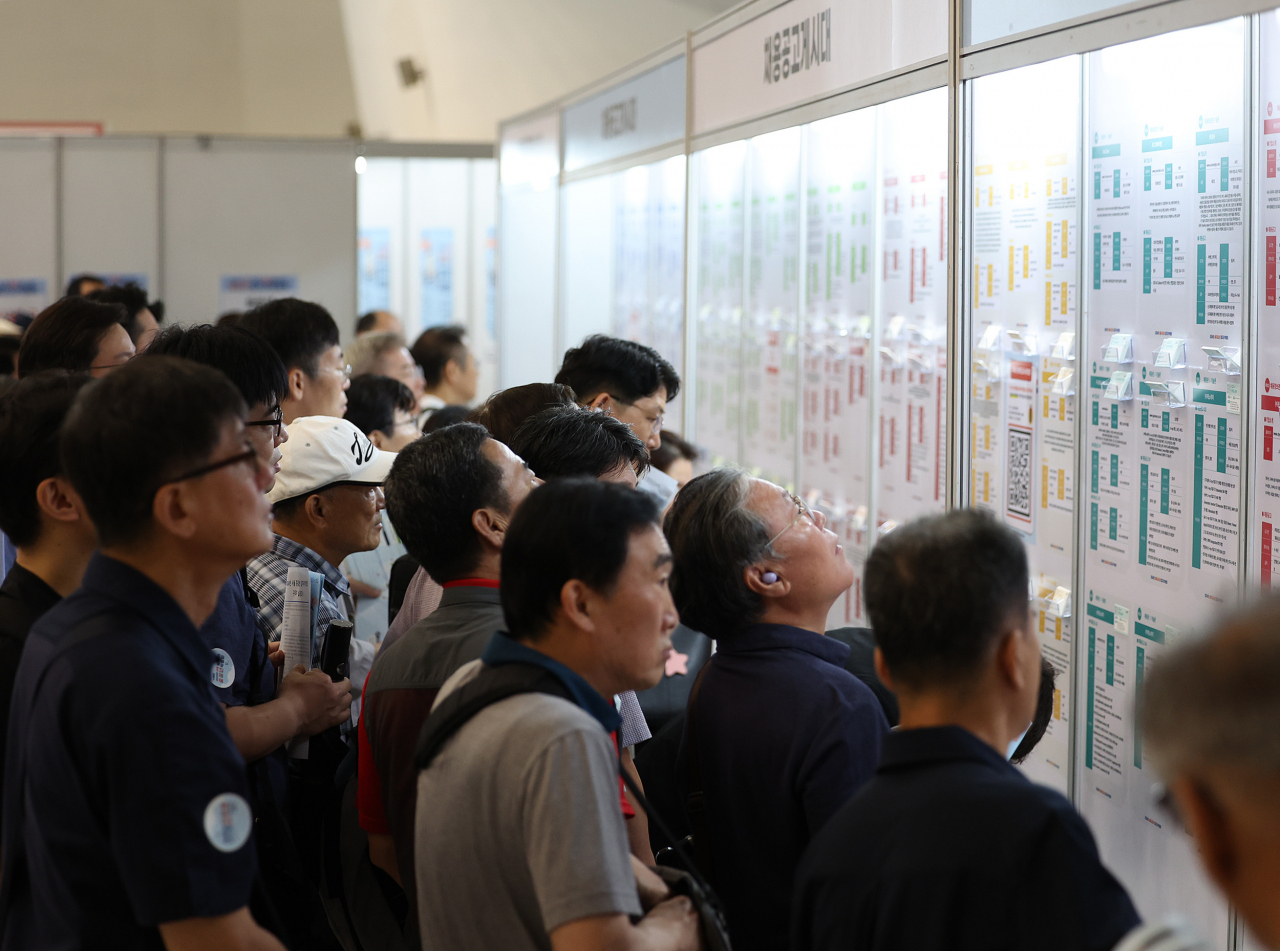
[969,56,1081,795]
[499,113,560,388]
[1254,13,1280,595]
[1080,21,1242,941]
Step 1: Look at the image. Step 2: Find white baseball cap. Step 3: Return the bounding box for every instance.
[267,416,397,504]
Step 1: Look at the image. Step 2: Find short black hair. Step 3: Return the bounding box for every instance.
[467,382,577,445]
[144,324,287,409]
[17,297,129,377]
[555,334,680,404]
[239,298,340,378]
[65,273,103,297]
[509,405,649,481]
[60,356,246,548]
[383,422,507,583]
[663,468,769,642]
[651,429,697,474]
[865,509,1030,690]
[0,371,94,546]
[502,478,660,641]
[86,282,160,345]
[410,325,468,388]
[355,312,382,335]
[422,404,471,434]
[346,374,416,437]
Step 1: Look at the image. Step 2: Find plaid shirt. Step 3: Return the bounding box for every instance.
[247,534,375,727]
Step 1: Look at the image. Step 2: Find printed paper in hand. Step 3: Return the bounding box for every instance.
[281,566,313,758]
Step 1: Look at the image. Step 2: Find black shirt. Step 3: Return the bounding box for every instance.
[792,726,1140,951]
[0,564,61,785]
[0,553,257,950]
[681,623,887,951]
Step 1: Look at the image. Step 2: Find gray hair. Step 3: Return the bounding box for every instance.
[1142,597,1280,778]
[662,467,773,642]
[345,331,407,378]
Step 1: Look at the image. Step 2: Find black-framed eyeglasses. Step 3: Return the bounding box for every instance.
[245,406,284,439]
[165,444,261,486]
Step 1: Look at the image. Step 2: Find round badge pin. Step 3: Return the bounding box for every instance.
[203,792,252,853]
[210,648,235,689]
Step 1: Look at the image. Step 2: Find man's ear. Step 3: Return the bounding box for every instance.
[444,358,464,387]
[743,564,788,598]
[584,392,611,413]
[151,484,198,541]
[472,507,507,550]
[368,429,388,450]
[995,624,1036,694]
[873,646,897,693]
[35,476,84,524]
[1173,776,1236,892]
[287,367,307,402]
[558,578,597,633]
[303,493,328,529]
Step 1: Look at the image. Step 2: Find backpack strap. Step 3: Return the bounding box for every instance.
[414,662,571,773]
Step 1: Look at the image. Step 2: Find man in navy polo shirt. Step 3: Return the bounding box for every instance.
[0,357,285,949]
[663,468,889,951]
[792,510,1139,951]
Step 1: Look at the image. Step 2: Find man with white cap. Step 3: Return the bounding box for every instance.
[247,416,395,722]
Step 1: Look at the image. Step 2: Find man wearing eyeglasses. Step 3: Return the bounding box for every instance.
[555,335,681,509]
[0,357,287,949]
[662,469,889,951]
[240,298,351,423]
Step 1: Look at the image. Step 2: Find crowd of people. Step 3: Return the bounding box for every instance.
[0,287,1277,951]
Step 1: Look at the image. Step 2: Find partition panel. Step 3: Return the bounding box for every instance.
[0,139,57,319]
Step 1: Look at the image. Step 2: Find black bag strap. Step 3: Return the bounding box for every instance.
[413,661,729,922]
[684,663,717,885]
[414,662,572,772]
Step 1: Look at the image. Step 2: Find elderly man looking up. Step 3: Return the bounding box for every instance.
[1143,599,1280,950]
[663,468,887,951]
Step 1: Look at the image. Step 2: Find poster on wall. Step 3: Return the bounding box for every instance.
[0,279,48,323]
[420,228,455,327]
[1078,20,1242,941]
[219,275,297,316]
[485,226,497,340]
[358,227,391,314]
[969,54,1080,795]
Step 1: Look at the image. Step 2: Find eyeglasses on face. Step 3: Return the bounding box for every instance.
[766,492,817,549]
[609,395,664,434]
[245,406,284,439]
[163,443,262,486]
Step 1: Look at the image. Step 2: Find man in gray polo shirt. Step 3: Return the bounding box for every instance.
[415,479,699,951]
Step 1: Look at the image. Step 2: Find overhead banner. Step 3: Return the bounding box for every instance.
[691,0,945,136]
[562,56,686,173]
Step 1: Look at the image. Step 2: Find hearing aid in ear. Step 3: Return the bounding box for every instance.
[762,571,779,584]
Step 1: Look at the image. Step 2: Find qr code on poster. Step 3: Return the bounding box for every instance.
[1006,427,1032,519]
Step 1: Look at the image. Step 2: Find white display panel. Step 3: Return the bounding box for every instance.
[406,159,472,340]
[744,127,802,489]
[1079,20,1243,942]
[1253,9,1280,592]
[969,56,1081,794]
[560,175,616,350]
[357,158,407,324]
[693,141,747,467]
[164,138,356,329]
[61,138,160,295]
[876,88,949,534]
[803,107,878,627]
[0,140,57,318]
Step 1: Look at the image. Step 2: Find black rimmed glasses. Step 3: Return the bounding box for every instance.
[164,443,262,486]
[766,492,817,549]
[245,406,285,440]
